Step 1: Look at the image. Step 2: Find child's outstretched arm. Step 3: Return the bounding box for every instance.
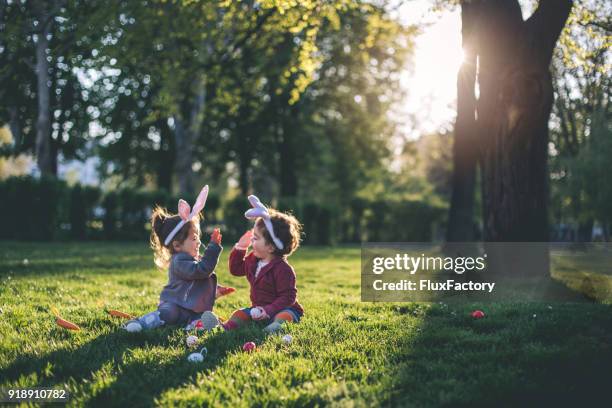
[173,230,223,280]
[229,230,253,277]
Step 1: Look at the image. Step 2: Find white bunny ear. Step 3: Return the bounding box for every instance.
[245,195,269,220]
[178,199,191,221]
[190,185,208,218]
[165,185,210,246]
[248,195,263,209]
[243,194,284,250]
[245,207,268,220]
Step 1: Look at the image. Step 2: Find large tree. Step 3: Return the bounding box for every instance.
[0,0,103,176]
[477,1,572,243]
[445,0,574,276]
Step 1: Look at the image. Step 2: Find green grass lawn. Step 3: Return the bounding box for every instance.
[1,242,611,407]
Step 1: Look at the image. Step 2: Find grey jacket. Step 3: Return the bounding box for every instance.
[159,243,222,313]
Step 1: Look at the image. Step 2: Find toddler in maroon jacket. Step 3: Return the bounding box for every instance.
[201,195,303,333]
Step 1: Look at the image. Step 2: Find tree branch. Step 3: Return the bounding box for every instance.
[525,0,573,65]
[578,19,612,33]
[203,8,275,71]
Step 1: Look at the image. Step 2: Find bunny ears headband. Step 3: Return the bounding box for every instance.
[245,195,284,250]
[164,185,209,246]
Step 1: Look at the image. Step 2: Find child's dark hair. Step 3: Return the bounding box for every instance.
[255,209,302,257]
[150,206,200,269]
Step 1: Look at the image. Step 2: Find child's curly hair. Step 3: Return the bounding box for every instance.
[255,209,302,258]
[150,206,200,269]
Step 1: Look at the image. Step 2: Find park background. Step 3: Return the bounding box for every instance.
[1,0,611,406]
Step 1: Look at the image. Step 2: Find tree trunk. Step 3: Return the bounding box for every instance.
[173,117,193,195]
[34,3,54,176]
[156,119,175,192]
[476,0,572,277]
[236,123,251,196]
[446,2,478,242]
[173,78,206,196]
[479,0,571,241]
[8,106,22,151]
[577,219,593,242]
[278,105,298,198]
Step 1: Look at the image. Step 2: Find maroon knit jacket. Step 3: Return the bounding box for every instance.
[228,247,304,317]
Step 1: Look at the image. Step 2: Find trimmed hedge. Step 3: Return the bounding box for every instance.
[0,177,445,243]
[0,176,69,241]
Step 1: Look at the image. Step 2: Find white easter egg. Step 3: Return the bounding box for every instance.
[250,307,263,319]
[187,352,204,363]
[186,335,198,347]
[282,334,293,344]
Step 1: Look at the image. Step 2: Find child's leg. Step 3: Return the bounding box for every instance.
[124,309,165,332]
[264,308,301,333]
[125,302,196,332]
[157,302,185,325]
[222,307,252,331]
[158,301,205,326]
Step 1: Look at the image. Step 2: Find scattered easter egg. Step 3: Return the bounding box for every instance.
[471,310,485,319]
[187,352,204,362]
[250,308,263,319]
[187,347,207,363]
[186,335,198,347]
[243,341,256,352]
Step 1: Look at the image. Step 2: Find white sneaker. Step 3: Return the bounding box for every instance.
[200,311,221,331]
[263,321,284,334]
[125,321,143,333]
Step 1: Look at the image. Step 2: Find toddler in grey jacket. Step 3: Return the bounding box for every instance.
[125,186,231,332]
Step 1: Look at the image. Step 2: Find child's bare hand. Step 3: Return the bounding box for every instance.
[210,228,222,245]
[236,229,253,249]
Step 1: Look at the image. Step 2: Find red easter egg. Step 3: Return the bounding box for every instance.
[471,310,485,319]
[243,341,256,352]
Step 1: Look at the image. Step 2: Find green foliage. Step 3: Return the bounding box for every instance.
[0,0,106,159]
[0,176,69,241]
[1,176,445,244]
[364,199,446,242]
[102,191,119,240]
[222,196,250,244]
[85,0,414,203]
[558,0,611,75]
[300,201,337,246]
[92,0,358,191]
[69,185,101,240]
[117,189,150,240]
[549,7,611,235]
[289,3,413,206]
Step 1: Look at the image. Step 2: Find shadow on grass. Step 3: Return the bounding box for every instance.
[381,297,612,407]
[1,322,272,407]
[1,328,172,386]
[87,325,271,407]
